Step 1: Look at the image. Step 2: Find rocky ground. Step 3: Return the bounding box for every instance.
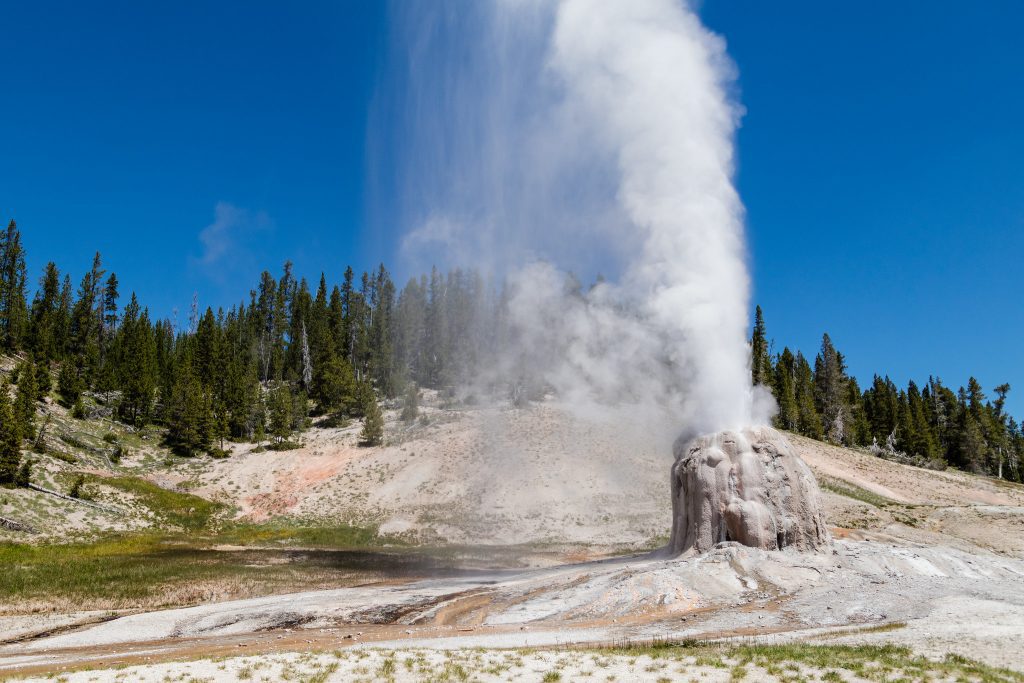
[2,393,1023,680]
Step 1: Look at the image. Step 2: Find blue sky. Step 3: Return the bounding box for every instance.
[1,1,1022,413]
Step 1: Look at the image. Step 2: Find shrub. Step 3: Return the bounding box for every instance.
[14,459,31,488]
[68,474,93,500]
[57,364,84,407]
[400,383,419,423]
[360,398,384,447]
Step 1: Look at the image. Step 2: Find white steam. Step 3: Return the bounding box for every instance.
[376,0,772,441]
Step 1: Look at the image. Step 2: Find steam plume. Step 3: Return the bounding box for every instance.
[376,0,771,440]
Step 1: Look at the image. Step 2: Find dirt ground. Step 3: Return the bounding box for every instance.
[3,401,1024,679]
[177,397,675,549]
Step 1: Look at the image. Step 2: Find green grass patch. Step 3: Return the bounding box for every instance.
[0,534,234,606]
[213,521,385,548]
[97,475,226,530]
[0,522,401,612]
[819,476,899,508]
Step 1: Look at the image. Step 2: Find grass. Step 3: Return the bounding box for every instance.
[22,643,1024,683]
[0,534,233,608]
[0,520,403,613]
[818,476,900,508]
[0,518,543,614]
[586,641,1024,683]
[214,521,384,548]
[96,475,227,530]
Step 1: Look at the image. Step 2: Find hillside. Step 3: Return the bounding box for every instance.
[5,375,1023,559]
[4,374,1024,678]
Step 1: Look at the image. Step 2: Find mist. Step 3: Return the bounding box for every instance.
[373,0,771,443]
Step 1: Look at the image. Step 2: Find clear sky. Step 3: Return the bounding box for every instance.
[1,1,1022,413]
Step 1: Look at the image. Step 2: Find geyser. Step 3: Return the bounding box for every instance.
[669,426,831,555]
[381,1,833,550]
[379,0,770,437]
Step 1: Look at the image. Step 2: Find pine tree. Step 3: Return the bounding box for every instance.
[300,322,313,389]
[794,352,822,439]
[846,377,870,446]
[103,273,120,332]
[813,334,849,443]
[312,354,357,416]
[268,382,293,444]
[14,359,37,440]
[750,305,772,386]
[360,393,384,446]
[370,265,397,396]
[35,359,51,397]
[958,410,987,473]
[772,348,799,431]
[29,262,63,361]
[68,253,104,386]
[0,380,21,483]
[57,362,84,406]
[0,220,29,351]
[14,457,31,487]
[116,294,156,425]
[904,381,938,459]
[340,266,356,364]
[290,388,308,439]
[166,357,212,456]
[401,382,419,423]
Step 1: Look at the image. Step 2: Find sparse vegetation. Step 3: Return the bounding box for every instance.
[818,476,898,508]
[97,475,225,530]
[0,522,390,612]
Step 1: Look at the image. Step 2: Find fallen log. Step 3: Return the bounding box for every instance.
[0,515,36,533]
[27,483,123,514]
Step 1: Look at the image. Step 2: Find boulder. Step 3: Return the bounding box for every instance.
[669,425,831,555]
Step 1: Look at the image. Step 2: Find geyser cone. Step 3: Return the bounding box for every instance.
[669,426,831,555]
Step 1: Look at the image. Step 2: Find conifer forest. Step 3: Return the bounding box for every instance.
[1,219,1020,485]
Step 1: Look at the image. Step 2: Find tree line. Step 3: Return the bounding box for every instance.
[751,306,1021,481]
[1,218,1019,484]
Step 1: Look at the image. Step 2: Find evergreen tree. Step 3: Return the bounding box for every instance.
[103,273,120,332]
[268,382,293,443]
[14,359,37,440]
[57,361,84,406]
[957,409,987,472]
[904,381,938,458]
[370,265,397,396]
[813,333,849,443]
[401,382,419,423]
[772,348,799,431]
[116,294,156,425]
[67,253,105,385]
[360,393,384,446]
[312,354,357,416]
[14,457,31,488]
[750,305,772,386]
[0,380,21,483]
[794,352,822,439]
[35,358,51,397]
[29,262,63,360]
[166,357,212,456]
[290,389,308,439]
[0,220,29,351]
[846,377,870,446]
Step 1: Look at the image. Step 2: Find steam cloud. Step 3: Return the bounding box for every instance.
[376,0,772,442]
